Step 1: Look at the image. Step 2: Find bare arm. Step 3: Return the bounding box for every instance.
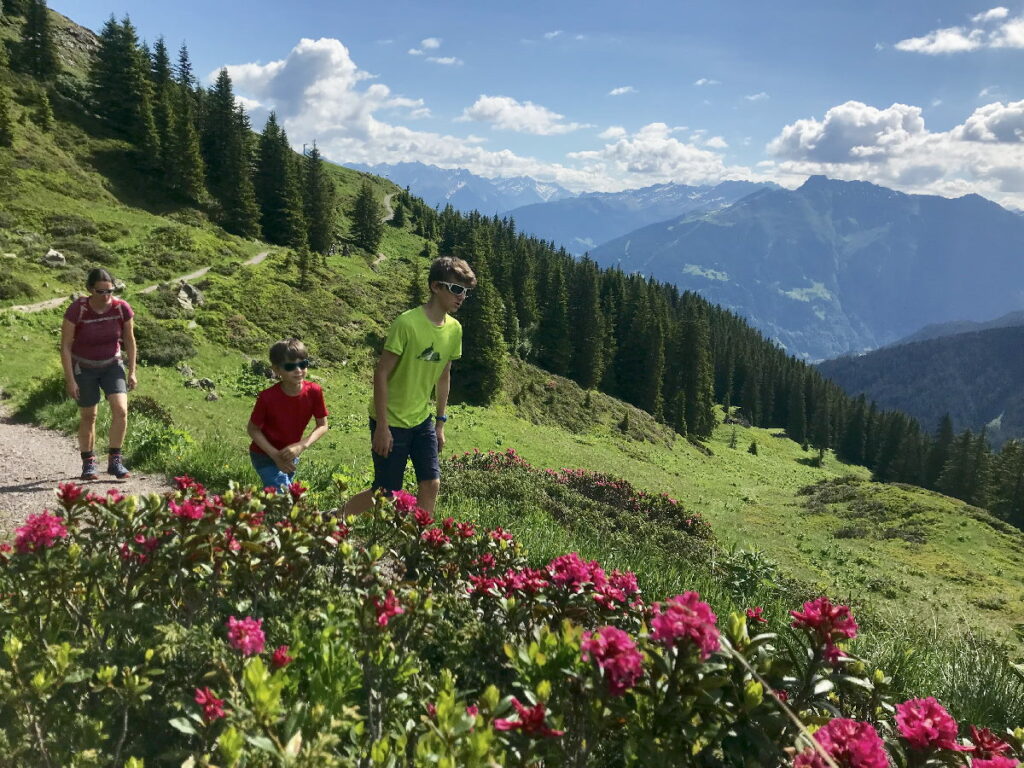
[434,361,452,454]
[122,318,137,390]
[372,350,400,456]
[60,319,79,401]
[247,420,291,472]
[280,416,329,461]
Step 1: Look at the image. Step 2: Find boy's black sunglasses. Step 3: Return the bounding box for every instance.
[439,281,471,297]
[282,359,310,372]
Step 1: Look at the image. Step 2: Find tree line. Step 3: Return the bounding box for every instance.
[4,1,1022,530]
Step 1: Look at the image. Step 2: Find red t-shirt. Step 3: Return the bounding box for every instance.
[63,297,134,363]
[248,381,328,455]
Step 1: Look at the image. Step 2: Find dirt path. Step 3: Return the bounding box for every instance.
[10,251,271,311]
[371,195,395,270]
[0,408,172,535]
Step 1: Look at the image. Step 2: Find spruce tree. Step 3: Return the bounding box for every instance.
[89,16,159,158]
[0,86,14,148]
[390,198,405,227]
[220,105,260,238]
[349,181,384,253]
[923,413,954,490]
[31,85,51,130]
[533,257,571,375]
[18,0,58,80]
[150,36,175,176]
[4,0,31,16]
[302,142,336,254]
[680,300,716,438]
[254,112,307,247]
[167,85,205,202]
[567,257,604,389]
[937,429,974,501]
[452,232,507,405]
[989,440,1024,527]
[787,378,807,444]
[837,395,867,465]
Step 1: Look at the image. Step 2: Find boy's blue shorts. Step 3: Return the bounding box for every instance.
[250,451,299,492]
[369,416,439,493]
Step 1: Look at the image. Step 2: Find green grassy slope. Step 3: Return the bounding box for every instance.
[2,12,1024,664]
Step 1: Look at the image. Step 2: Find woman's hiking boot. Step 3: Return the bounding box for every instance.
[81,455,99,481]
[108,453,131,479]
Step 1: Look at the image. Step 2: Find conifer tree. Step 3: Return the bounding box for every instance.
[89,16,158,158]
[390,198,405,227]
[0,86,14,148]
[533,257,571,376]
[810,394,831,453]
[4,0,31,16]
[452,233,507,405]
[787,378,807,444]
[176,43,196,91]
[31,85,51,130]
[150,36,175,176]
[989,440,1024,527]
[937,429,974,501]
[837,395,867,465]
[923,413,954,490]
[167,84,205,202]
[220,105,260,238]
[302,142,336,254]
[567,257,604,389]
[255,112,307,248]
[349,181,384,253]
[680,300,715,438]
[18,0,58,80]
[872,414,908,483]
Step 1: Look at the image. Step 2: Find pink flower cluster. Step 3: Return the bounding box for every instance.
[790,596,858,664]
[421,527,451,547]
[288,482,306,502]
[392,490,418,513]
[581,626,644,696]
[469,566,550,598]
[493,698,564,738]
[194,687,226,722]
[118,533,160,563]
[546,553,641,609]
[225,615,266,656]
[14,511,68,554]
[650,592,720,659]
[271,645,293,669]
[895,697,960,752]
[967,726,1013,760]
[372,590,404,627]
[793,718,888,768]
[56,481,84,508]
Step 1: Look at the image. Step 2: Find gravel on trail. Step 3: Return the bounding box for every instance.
[0,408,172,535]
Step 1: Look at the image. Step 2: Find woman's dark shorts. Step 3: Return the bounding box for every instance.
[75,362,127,408]
[369,416,439,493]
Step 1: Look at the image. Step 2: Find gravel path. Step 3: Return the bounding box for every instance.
[0,408,172,535]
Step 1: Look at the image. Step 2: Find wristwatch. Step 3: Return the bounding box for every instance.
[436,414,448,423]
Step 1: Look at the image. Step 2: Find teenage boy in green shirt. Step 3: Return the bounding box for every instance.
[345,256,477,514]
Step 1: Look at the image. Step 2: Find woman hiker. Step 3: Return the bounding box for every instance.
[60,267,137,480]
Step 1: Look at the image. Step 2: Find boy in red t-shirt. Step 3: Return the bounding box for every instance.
[247,338,329,491]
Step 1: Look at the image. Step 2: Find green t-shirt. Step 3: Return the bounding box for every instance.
[370,306,463,428]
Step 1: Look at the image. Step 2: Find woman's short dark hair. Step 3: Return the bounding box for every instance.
[86,268,115,289]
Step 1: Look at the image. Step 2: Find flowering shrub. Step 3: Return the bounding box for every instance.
[1,478,1021,766]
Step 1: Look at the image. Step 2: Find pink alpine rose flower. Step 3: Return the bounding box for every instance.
[895,697,961,751]
[14,512,68,554]
[412,508,434,527]
[225,616,266,656]
[271,645,293,669]
[966,726,1013,758]
[168,498,205,521]
[971,758,1019,768]
[391,489,418,513]
[650,592,720,659]
[792,718,888,768]
[56,481,84,508]
[493,698,564,738]
[790,596,858,664]
[421,527,451,547]
[372,590,404,627]
[489,527,514,542]
[288,482,307,502]
[194,687,226,722]
[581,626,644,696]
[747,606,768,624]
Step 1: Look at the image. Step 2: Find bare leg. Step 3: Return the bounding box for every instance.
[417,478,440,513]
[78,405,98,453]
[107,393,128,449]
[342,488,376,516]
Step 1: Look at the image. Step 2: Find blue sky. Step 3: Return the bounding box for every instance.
[49,0,1024,206]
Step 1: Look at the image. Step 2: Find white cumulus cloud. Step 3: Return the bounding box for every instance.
[599,126,627,139]
[694,77,720,86]
[421,37,442,49]
[745,92,769,102]
[458,95,588,135]
[609,86,636,96]
[543,30,563,39]
[766,99,1024,208]
[705,136,728,149]
[895,8,1024,53]
[427,56,462,65]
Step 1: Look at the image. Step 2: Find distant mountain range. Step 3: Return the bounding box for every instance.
[818,325,1024,447]
[589,175,1024,361]
[505,180,774,254]
[344,161,574,214]
[891,310,1024,346]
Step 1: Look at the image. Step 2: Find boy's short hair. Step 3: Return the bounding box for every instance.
[269,338,308,367]
[428,256,477,289]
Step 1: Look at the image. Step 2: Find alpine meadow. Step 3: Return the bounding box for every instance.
[1,2,1024,766]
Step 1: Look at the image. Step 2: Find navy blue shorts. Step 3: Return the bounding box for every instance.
[370,416,439,492]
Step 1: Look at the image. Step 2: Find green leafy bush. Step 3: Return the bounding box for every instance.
[134,318,196,366]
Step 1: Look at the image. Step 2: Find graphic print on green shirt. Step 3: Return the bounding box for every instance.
[371,307,463,428]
